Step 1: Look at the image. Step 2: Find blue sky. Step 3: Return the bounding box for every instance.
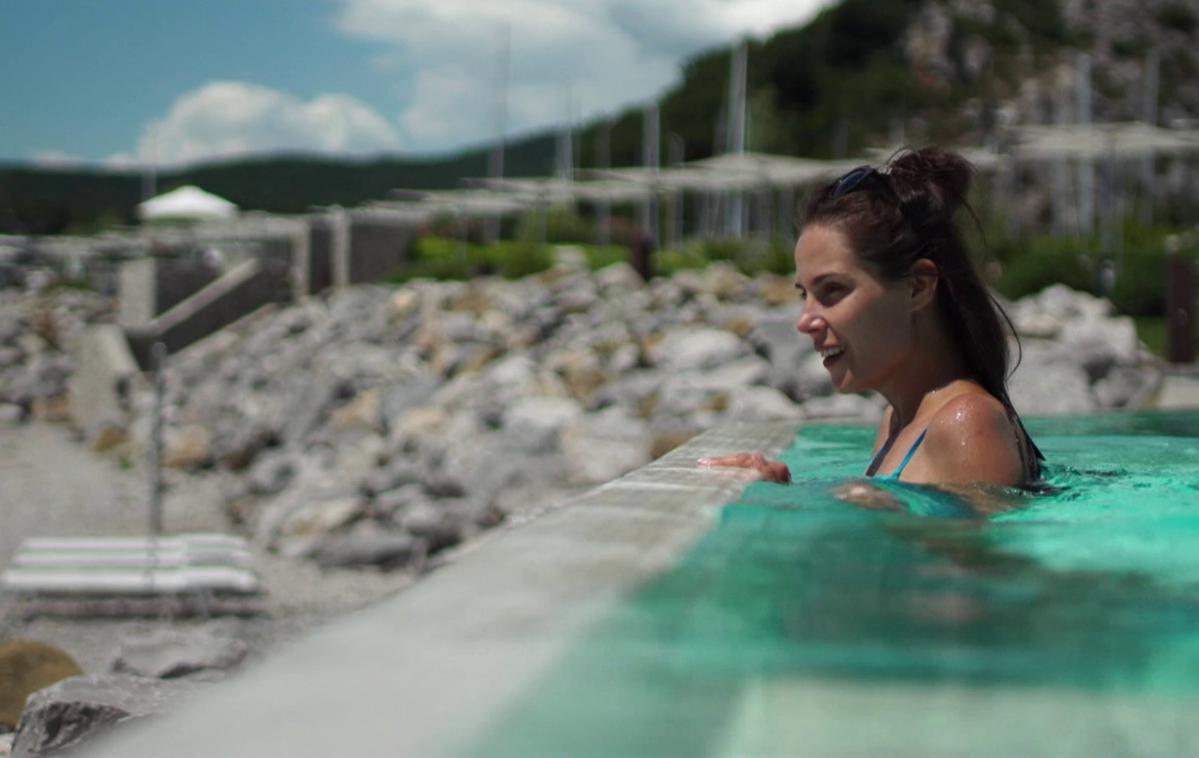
[1,0,833,168]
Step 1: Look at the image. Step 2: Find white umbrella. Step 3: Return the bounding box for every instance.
[138,185,238,222]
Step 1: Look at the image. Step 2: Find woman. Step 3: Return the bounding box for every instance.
[700,147,1042,489]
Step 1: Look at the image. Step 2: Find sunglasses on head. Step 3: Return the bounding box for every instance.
[830,165,877,199]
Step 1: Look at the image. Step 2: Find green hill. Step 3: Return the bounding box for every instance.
[3,0,1195,235]
[0,134,558,235]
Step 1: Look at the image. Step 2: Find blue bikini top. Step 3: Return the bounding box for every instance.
[865,428,928,481]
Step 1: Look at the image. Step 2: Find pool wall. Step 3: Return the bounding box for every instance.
[82,420,800,758]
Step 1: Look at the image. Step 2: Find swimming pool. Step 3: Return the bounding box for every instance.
[473,411,1199,756]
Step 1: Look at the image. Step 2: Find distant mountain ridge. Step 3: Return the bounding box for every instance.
[0,135,559,235]
[3,0,1195,235]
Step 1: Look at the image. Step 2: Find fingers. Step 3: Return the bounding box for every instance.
[763,460,792,484]
[698,452,765,469]
[698,452,791,484]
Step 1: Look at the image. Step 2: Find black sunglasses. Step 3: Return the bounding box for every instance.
[830,165,876,199]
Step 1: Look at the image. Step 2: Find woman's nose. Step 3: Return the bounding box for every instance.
[797,309,824,335]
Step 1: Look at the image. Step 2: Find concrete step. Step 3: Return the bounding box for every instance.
[1,533,260,597]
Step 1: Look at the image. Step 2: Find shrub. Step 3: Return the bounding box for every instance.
[670,237,795,276]
[1109,228,1199,317]
[655,245,709,276]
[394,236,557,282]
[516,206,594,244]
[1109,252,1167,316]
[391,236,473,281]
[993,235,1096,301]
[579,244,629,270]
[490,240,554,279]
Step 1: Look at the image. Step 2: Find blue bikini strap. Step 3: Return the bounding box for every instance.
[890,428,928,480]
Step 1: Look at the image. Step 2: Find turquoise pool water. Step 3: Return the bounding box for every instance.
[474,411,1199,756]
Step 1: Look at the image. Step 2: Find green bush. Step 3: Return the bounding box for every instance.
[392,236,554,282]
[394,236,474,281]
[655,245,710,276]
[992,235,1096,301]
[578,244,629,270]
[399,225,1199,306]
[698,238,744,262]
[755,238,797,276]
[661,237,792,276]
[1109,252,1167,316]
[515,206,594,244]
[490,240,554,279]
[990,222,1199,316]
[1109,228,1199,316]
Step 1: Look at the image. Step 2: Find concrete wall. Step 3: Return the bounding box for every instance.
[116,258,156,326]
[117,257,219,327]
[83,422,798,758]
[254,238,294,269]
[69,324,139,440]
[304,214,417,294]
[305,220,334,295]
[81,416,1199,757]
[124,258,291,368]
[155,259,221,315]
[346,219,415,284]
[113,213,416,362]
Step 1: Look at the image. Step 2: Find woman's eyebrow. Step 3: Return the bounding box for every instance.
[794,273,835,289]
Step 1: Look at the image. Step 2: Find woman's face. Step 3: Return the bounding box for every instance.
[793,224,915,393]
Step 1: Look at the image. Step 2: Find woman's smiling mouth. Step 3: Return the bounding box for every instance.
[819,345,845,366]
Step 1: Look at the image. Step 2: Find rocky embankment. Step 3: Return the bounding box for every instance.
[136,261,831,571]
[1,261,1162,572]
[0,289,111,424]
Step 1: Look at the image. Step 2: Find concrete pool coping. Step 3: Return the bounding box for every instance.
[86,420,801,758]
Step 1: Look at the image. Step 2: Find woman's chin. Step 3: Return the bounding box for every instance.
[829,374,862,394]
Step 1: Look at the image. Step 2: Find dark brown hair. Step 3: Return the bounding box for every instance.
[803,146,1042,472]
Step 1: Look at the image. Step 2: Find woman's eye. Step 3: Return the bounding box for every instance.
[820,284,846,301]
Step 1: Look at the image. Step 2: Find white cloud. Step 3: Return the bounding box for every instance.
[130,81,403,166]
[332,0,835,152]
[103,152,138,170]
[30,150,88,168]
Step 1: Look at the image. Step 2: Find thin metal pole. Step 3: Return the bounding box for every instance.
[486,23,510,245]
[667,132,684,246]
[142,124,159,201]
[596,121,611,245]
[727,41,747,237]
[148,341,167,536]
[489,22,510,183]
[641,103,660,242]
[1076,52,1095,236]
[1140,48,1160,223]
[558,85,575,182]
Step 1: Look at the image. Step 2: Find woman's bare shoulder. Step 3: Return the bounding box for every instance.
[929,389,1009,429]
[921,390,1023,485]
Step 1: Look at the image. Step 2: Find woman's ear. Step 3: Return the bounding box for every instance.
[909,258,939,310]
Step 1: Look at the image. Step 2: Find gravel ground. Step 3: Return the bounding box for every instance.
[0,421,418,675]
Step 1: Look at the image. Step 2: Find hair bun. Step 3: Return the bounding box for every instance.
[885,147,972,224]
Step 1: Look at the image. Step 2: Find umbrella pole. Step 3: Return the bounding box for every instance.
[148,341,166,536]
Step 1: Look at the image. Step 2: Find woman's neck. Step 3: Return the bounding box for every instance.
[878,316,970,429]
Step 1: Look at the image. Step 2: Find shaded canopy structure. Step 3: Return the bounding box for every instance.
[1009,122,1199,160]
[138,186,239,223]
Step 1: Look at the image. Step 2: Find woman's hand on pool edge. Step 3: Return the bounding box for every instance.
[697,452,791,484]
